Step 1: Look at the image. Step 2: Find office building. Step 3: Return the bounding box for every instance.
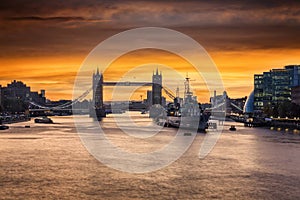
[2,80,31,100]
[291,86,300,105]
[1,80,46,112]
[285,65,300,87]
[253,65,300,112]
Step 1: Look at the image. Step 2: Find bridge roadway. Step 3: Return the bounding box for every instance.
[102,82,153,86]
[29,108,88,112]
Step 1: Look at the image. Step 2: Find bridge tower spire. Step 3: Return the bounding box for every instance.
[152,68,162,105]
[91,68,106,119]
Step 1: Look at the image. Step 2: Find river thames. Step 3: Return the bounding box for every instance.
[0,113,300,199]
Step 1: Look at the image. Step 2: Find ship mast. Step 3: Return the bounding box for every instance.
[184,73,193,101]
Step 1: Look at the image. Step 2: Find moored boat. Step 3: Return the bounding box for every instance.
[0,125,9,130]
[34,116,53,124]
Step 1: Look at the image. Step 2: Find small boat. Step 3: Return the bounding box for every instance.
[34,117,53,124]
[229,125,236,131]
[0,125,9,130]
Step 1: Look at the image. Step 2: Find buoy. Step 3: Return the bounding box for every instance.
[229,125,236,131]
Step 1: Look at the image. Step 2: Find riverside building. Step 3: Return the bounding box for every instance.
[253,65,300,112]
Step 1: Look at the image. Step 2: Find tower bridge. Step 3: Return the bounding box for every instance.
[92,68,163,119]
[28,68,171,118]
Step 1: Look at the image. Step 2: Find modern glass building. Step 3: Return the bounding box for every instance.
[243,91,254,113]
[285,65,300,87]
[271,69,291,102]
[253,74,264,111]
[253,65,300,112]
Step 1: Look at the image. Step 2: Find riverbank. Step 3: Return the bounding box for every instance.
[0,115,30,124]
[230,115,300,130]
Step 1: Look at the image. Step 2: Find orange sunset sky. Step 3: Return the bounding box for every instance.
[1,0,300,102]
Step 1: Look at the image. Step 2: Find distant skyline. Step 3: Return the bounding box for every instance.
[1,0,300,100]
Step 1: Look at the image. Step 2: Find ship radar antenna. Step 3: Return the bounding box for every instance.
[176,86,180,98]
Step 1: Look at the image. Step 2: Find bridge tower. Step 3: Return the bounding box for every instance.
[152,68,162,105]
[92,68,106,118]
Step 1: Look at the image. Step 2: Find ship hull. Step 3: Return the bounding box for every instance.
[159,116,208,131]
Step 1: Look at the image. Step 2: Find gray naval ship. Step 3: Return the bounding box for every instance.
[150,76,210,132]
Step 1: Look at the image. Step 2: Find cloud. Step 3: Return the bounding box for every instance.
[7,16,85,21]
[2,1,300,26]
[6,16,110,23]
[0,0,300,100]
[1,1,300,58]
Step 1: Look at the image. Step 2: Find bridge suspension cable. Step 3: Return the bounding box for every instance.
[230,102,243,112]
[29,87,92,110]
[210,101,226,110]
[161,86,176,100]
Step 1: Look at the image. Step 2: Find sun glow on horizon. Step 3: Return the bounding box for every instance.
[1,48,299,101]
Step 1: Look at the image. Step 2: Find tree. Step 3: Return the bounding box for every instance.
[263,104,273,117]
[290,103,300,117]
[278,101,291,118]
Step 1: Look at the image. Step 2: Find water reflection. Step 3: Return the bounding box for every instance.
[0,114,299,199]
